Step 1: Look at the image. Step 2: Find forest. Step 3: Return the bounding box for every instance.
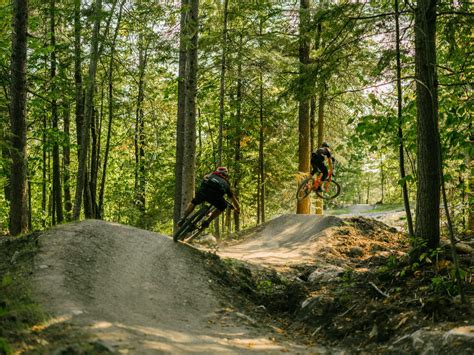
[1,0,472,247]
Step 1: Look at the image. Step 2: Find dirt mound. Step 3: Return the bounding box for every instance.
[218,214,404,271]
[32,220,325,353]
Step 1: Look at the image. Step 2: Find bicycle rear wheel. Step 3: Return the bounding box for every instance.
[315,180,341,200]
[296,176,315,201]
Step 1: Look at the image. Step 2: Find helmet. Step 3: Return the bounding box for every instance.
[322,142,330,148]
[215,166,229,178]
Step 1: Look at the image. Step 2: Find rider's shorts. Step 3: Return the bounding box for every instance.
[192,185,227,211]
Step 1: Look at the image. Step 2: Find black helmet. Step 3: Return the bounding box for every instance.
[322,142,330,148]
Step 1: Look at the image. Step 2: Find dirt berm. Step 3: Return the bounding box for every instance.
[33,219,331,354]
[217,214,347,270]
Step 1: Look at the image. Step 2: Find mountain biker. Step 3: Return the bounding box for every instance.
[177,166,240,230]
[310,142,335,190]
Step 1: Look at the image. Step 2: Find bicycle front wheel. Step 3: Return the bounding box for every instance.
[173,205,210,242]
[296,176,314,201]
[316,180,341,200]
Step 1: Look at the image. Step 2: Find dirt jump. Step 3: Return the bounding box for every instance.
[32,215,473,353]
[33,219,329,353]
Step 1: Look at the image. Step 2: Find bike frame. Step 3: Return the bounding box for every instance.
[313,162,335,192]
[173,199,234,243]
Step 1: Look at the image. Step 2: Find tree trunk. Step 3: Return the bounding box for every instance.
[90,107,99,217]
[135,39,148,216]
[99,0,124,217]
[310,96,316,154]
[314,86,326,215]
[217,0,229,166]
[73,0,102,220]
[258,46,265,224]
[414,0,441,251]
[395,0,414,237]
[181,0,199,214]
[173,0,189,228]
[1,141,11,204]
[380,153,384,204]
[42,114,47,227]
[63,104,72,220]
[74,0,84,173]
[233,38,242,232]
[9,0,28,235]
[296,0,311,215]
[50,0,63,224]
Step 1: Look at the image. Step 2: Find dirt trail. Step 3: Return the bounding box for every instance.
[33,220,327,354]
[217,215,345,270]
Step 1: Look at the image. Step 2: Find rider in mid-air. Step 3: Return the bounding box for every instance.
[178,167,240,230]
[310,142,335,191]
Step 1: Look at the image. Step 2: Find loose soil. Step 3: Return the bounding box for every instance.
[2,213,473,354]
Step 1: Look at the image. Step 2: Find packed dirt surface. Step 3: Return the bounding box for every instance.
[217,214,402,272]
[33,220,328,353]
[31,215,473,354]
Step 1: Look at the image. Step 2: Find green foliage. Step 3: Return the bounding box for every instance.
[0,338,12,355]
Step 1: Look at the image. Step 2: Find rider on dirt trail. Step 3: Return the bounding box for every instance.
[178,167,240,230]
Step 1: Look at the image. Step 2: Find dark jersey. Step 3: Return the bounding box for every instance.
[204,173,233,198]
[315,147,332,159]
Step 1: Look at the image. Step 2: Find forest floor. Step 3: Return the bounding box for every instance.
[0,210,473,354]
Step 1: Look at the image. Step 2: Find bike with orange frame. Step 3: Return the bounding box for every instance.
[296,161,341,201]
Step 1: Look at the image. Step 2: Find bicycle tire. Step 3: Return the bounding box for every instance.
[173,205,210,242]
[316,180,341,200]
[296,176,314,201]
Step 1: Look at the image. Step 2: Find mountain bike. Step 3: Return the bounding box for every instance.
[173,200,234,243]
[296,166,341,201]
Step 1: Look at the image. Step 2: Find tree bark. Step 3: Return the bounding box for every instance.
[310,96,316,154]
[74,0,84,173]
[414,0,441,251]
[218,0,229,166]
[99,0,125,217]
[90,106,99,217]
[258,66,265,224]
[233,36,242,232]
[42,114,47,227]
[63,104,72,220]
[296,0,311,215]
[173,0,189,228]
[9,0,29,235]
[314,85,326,215]
[73,0,102,220]
[380,153,384,204]
[181,0,199,214]
[395,0,414,237]
[50,0,63,224]
[135,38,148,215]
